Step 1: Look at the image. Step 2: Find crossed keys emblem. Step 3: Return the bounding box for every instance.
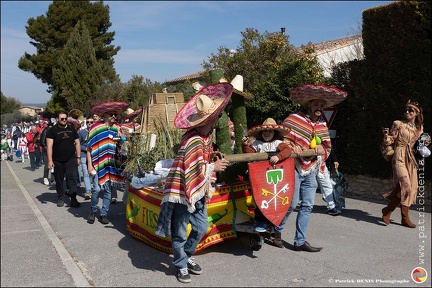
[260,169,290,210]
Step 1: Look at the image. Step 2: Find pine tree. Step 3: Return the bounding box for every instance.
[51,20,104,113]
[18,0,120,111]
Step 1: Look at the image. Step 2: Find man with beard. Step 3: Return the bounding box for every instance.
[86,101,129,225]
[279,84,347,252]
[46,111,81,208]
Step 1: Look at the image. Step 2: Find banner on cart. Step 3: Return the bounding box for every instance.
[248,158,295,227]
[126,182,255,253]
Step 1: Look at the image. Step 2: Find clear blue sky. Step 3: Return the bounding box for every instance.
[1,1,394,104]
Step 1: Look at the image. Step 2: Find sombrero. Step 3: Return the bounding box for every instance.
[67,117,81,127]
[290,84,348,107]
[124,107,143,119]
[174,82,234,129]
[90,101,129,116]
[248,118,291,139]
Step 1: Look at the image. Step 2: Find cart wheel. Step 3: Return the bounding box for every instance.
[250,234,263,251]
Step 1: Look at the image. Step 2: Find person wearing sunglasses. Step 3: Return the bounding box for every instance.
[86,102,128,225]
[381,100,426,228]
[78,116,100,200]
[46,111,82,208]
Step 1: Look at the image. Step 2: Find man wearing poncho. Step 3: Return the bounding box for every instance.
[86,101,128,225]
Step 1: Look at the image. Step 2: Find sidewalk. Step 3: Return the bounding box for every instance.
[1,159,431,287]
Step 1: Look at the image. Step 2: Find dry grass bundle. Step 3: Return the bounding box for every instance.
[123,116,183,175]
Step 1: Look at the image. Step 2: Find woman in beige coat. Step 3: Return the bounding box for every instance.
[381,100,426,228]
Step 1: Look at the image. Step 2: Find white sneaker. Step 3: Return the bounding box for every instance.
[43,178,49,185]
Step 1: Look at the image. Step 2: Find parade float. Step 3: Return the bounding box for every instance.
[123,71,321,252]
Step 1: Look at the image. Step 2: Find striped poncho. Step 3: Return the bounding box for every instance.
[87,121,125,188]
[283,112,331,175]
[160,129,216,213]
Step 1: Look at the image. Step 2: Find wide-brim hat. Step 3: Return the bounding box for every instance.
[67,117,81,127]
[174,82,234,129]
[290,84,348,107]
[90,101,129,116]
[124,107,143,119]
[248,118,291,139]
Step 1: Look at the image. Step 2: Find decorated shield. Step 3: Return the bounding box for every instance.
[248,158,295,227]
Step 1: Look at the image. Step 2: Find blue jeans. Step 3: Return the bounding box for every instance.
[171,198,208,270]
[29,152,36,170]
[80,155,91,193]
[274,169,318,246]
[317,166,336,210]
[90,178,110,217]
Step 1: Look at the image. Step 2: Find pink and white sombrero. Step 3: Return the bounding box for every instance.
[124,108,143,119]
[248,118,291,139]
[174,82,234,129]
[290,84,348,107]
[90,101,129,116]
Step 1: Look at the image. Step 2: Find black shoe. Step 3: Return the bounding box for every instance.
[293,241,322,252]
[327,207,342,216]
[57,199,64,207]
[65,190,70,196]
[176,268,191,283]
[99,215,109,225]
[70,200,81,208]
[87,212,96,224]
[111,198,117,204]
[187,258,202,275]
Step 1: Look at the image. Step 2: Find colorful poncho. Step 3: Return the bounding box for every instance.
[160,129,217,212]
[87,121,125,188]
[283,112,331,175]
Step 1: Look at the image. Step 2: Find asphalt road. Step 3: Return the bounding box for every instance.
[1,158,431,287]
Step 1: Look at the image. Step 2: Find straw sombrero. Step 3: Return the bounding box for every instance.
[124,108,143,119]
[248,118,291,139]
[174,82,234,129]
[290,84,348,107]
[90,101,129,116]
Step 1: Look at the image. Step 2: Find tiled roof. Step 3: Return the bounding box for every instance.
[299,34,362,56]
[165,69,206,85]
[165,35,362,84]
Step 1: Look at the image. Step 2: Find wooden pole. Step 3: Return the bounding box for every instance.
[223,149,321,163]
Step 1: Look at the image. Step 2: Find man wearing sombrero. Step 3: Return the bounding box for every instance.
[120,107,143,134]
[280,84,347,252]
[155,83,232,283]
[86,101,129,225]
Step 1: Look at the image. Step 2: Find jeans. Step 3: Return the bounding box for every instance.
[80,155,91,193]
[171,198,208,270]
[317,166,336,210]
[29,152,36,170]
[90,178,110,217]
[274,168,318,246]
[42,149,49,179]
[35,148,41,166]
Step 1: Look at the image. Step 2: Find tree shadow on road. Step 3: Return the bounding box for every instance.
[313,203,386,225]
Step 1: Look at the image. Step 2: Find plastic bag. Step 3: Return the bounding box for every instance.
[331,170,348,210]
[15,150,22,158]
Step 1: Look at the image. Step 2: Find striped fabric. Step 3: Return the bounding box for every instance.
[283,112,331,173]
[161,129,216,213]
[87,122,125,187]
